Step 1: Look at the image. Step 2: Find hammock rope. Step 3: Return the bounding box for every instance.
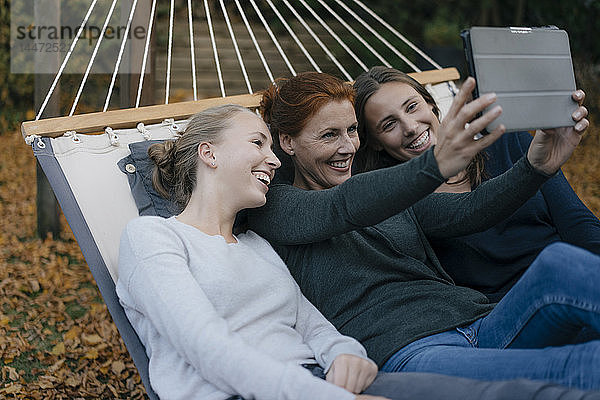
[187,0,198,101]
[265,0,321,73]
[33,0,455,121]
[315,0,391,68]
[299,0,368,73]
[135,0,158,108]
[220,0,253,94]
[104,0,141,112]
[334,0,420,72]
[70,0,119,116]
[36,0,99,120]
[235,0,275,84]
[249,0,296,77]
[164,0,175,104]
[283,0,351,81]
[204,0,226,97]
[349,0,441,70]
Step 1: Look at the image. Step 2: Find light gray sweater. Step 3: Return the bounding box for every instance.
[117,216,367,400]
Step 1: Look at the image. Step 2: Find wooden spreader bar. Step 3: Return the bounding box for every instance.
[22,68,459,139]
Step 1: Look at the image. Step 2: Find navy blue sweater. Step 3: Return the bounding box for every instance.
[433,132,600,303]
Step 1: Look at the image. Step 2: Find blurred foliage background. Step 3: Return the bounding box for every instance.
[1,0,598,398]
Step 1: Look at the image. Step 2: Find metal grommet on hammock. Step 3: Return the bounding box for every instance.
[136,123,152,140]
[105,127,120,146]
[162,118,181,136]
[64,131,81,144]
[25,134,46,149]
[446,82,457,96]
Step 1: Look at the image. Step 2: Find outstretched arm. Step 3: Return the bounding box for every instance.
[249,149,445,245]
[416,90,590,239]
[415,156,551,238]
[249,78,507,245]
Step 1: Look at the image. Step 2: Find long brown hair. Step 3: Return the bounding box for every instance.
[353,66,486,187]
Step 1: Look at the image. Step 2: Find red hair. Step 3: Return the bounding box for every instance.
[260,72,355,139]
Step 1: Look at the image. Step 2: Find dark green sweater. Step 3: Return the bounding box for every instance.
[247,148,551,366]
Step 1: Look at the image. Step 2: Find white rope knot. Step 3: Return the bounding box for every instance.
[137,122,152,140]
[25,134,46,149]
[105,126,120,146]
[162,118,181,136]
[64,130,81,143]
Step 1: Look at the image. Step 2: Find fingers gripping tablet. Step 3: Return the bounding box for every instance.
[461,26,577,133]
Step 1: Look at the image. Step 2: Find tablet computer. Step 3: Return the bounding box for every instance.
[461,26,577,133]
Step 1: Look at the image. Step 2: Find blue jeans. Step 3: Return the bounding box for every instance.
[382,242,600,390]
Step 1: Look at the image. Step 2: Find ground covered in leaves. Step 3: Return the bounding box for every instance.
[0,130,147,399]
[0,115,598,398]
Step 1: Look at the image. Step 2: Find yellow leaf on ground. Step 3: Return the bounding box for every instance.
[29,279,40,292]
[83,349,98,360]
[48,359,65,372]
[65,374,80,387]
[90,303,105,315]
[51,342,65,355]
[0,383,23,394]
[64,326,81,341]
[82,333,103,345]
[4,366,19,380]
[111,360,126,375]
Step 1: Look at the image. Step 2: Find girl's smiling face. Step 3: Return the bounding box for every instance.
[213,112,281,208]
[363,81,440,161]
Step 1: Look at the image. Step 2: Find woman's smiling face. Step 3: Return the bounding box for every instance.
[363,81,440,161]
[282,99,359,190]
[213,112,281,209]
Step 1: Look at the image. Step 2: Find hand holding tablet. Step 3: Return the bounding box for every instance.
[461,26,579,133]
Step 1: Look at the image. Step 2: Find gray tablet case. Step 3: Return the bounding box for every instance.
[462,26,577,133]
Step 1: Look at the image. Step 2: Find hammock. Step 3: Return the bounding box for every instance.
[21,1,461,398]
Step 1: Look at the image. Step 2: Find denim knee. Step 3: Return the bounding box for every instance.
[527,242,597,285]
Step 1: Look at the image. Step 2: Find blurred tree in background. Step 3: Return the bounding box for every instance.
[364,0,600,62]
[0,0,34,133]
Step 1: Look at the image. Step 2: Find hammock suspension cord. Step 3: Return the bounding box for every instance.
[36,0,99,120]
[249,0,296,77]
[104,0,141,111]
[70,0,119,116]
[204,0,226,97]
[135,0,158,108]
[35,0,447,119]
[164,0,175,104]
[187,0,198,101]
[235,0,275,84]
[220,0,253,94]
